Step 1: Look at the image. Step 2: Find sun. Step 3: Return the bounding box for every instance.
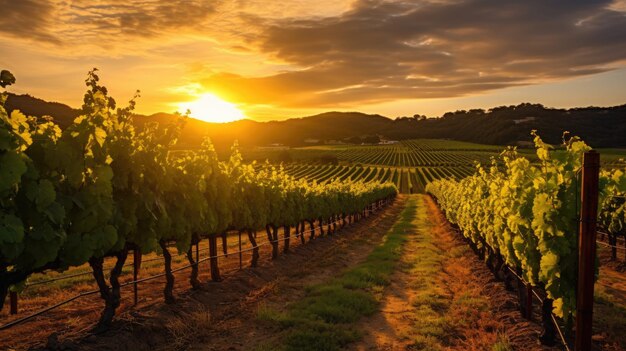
[178,93,245,123]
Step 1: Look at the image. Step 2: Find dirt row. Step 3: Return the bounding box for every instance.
[0,198,406,351]
[4,194,582,350]
[78,196,408,351]
[353,195,557,351]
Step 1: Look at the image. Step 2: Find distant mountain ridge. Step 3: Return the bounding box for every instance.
[5,93,626,151]
[5,94,81,128]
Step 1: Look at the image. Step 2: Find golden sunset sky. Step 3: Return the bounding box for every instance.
[1,0,626,121]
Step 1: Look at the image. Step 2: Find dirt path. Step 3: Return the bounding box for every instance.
[593,267,626,351]
[353,195,556,351]
[68,196,408,351]
[7,194,575,350]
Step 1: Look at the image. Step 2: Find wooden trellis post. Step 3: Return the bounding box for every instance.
[9,292,17,315]
[238,230,243,269]
[133,248,141,305]
[575,151,599,351]
[209,235,221,281]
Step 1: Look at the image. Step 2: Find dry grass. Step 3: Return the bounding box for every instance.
[353,195,557,351]
[160,307,212,351]
[253,197,417,351]
[0,198,407,350]
[0,224,319,349]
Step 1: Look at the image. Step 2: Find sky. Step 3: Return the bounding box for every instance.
[1,0,626,122]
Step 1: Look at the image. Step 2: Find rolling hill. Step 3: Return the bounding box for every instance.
[5,94,626,152]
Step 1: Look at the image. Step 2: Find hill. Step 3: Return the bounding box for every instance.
[132,111,393,152]
[5,94,626,151]
[4,94,81,128]
[388,103,626,148]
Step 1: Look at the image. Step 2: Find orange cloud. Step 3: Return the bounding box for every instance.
[1,0,625,119]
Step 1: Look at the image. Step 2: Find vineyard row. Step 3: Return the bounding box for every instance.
[279,163,474,193]
[427,134,626,348]
[0,70,398,330]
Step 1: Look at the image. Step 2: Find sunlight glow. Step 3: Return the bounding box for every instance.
[178,93,245,123]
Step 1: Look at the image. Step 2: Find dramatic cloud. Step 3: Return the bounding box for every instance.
[68,0,219,38]
[0,0,223,56]
[0,0,625,118]
[0,0,60,43]
[200,0,626,107]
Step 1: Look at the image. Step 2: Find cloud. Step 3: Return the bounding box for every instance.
[200,0,626,107]
[0,0,221,52]
[67,0,219,38]
[1,0,625,113]
[0,0,61,43]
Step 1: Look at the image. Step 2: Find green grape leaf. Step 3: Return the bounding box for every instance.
[0,151,27,192]
[0,212,24,244]
[94,127,107,147]
[44,201,65,224]
[36,179,56,210]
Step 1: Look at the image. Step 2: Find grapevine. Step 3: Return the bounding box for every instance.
[427,132,626,319]
[0,70,397,327]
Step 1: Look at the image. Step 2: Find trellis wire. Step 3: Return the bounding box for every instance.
[1,206,382,331]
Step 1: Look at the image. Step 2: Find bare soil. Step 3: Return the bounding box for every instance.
[352,195,557,351]
[2,197,407,351]
[5,195,613,350]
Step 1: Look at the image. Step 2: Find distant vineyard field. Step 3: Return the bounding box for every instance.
[248,139,626,194]
[244,139,504,166]
[246,139,494,193]
[276,164,471,194]
[334,140,498,167]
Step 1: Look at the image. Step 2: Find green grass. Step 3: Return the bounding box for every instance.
[400,198,451,350]
[256,197,418,351]
[404,139,504,151]
[594,285,626,349]
[378,196,509,350]
[492,334,514,351]
[295,145,351,151]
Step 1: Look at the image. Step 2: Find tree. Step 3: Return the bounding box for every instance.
[0,70,16,88]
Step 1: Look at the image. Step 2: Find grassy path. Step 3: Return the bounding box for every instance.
[64,194,560,351]
[72,195,408,351]
[254,197,419,351]
[262,195,555,351]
